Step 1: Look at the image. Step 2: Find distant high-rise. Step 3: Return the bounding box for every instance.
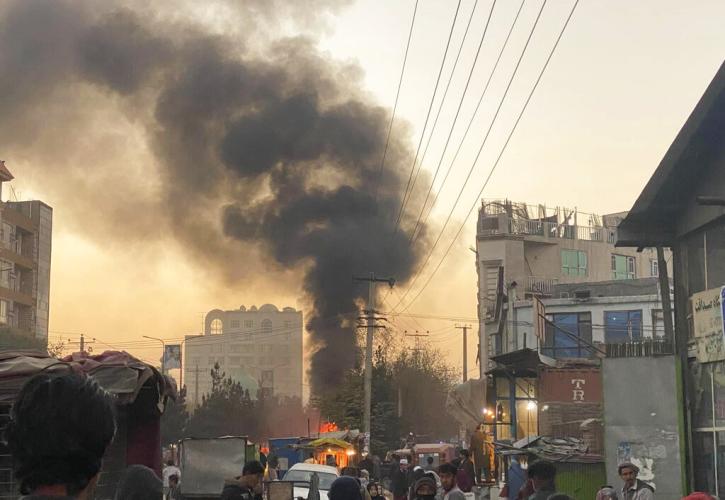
[184,304,303,409]
[0,161,53,343]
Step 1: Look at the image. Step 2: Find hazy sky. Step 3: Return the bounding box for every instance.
[7,0,725,385]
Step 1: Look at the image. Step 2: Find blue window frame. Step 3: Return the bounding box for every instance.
[543,312,592,358]
[604,310,642,343]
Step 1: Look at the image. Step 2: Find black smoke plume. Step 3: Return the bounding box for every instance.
[0,0,430,393]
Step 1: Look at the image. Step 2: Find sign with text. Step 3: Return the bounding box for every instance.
[691,287,725,363]
[539,368,602,403]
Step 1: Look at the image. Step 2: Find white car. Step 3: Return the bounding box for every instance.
[282,463,340,500]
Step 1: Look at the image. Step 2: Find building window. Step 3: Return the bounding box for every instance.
[244,320,254,328]
[604,310,642,343]
[0,300,7,324]
[210,318,223,335]
[612,254,636,280]
[543,312,592,358]
[651,259,659,277]
[561,249,587,276]
[652,310,665,338]
[230,319,240,329]
[261,319,273,335]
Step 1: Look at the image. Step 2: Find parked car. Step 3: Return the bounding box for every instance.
[283,463,340,500]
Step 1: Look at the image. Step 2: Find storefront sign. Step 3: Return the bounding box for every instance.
[691,287,725,363]
[539,368,602,403]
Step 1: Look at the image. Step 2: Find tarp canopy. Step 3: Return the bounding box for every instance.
[446,378,487,430]
[0,349,176,409]
[306,438,352,450]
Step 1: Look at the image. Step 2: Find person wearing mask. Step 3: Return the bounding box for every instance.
[618,463,654,500]
[526,460,559,500]
[114,465,163,500]
[6,370,116,500]
[391,458,410,500]
[438,463,465,500]
[221,461,265,500]
[408,467,426,500]
[329,477,363,500]
[456,450,475,493]
[411,477,437,500]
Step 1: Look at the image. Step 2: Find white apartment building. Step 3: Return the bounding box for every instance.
[184,304,303,410]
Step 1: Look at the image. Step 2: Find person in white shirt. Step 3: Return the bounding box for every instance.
[162,460,181,500]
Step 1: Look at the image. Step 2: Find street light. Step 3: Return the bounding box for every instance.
[143,335,166,374]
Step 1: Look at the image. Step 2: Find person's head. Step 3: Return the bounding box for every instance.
[399,458,409,471]
[367,481,381,497]
[309,452,314,459]
[412,477,437,500]
[169,474,179,487]
[242,461,265,493]
[438,463,458,492]
[527,460,556,491]
[459,449,470,460]
[596,486,617,500]
[166,459,174,467]
[114,465,162,500]
[329,476,362,500]
[6,370,116,499]
[360,469,369,480]
[618,462,639,488]
[426,456,434,466]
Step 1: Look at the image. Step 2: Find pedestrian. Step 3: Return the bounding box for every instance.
[329,476,363,500]
[266,456,279,481]
[162,459,181,499]
[221,461,265,500]
[411,477,438,500]
[424,456,436,472]
[409,466,426,499]
[167,475,181,500]
[617,462,655,500]
[114,464,163,500]
[498,457,526,500]
[5,370,116,500]
[367,481,386,500]
[470,424,487,484]
[526,460,559,500]
[438,462,465,500]
[391,458,411,500]
[596,485,617,500]
[305,452,316,464]
[359,469,370,490]
[456,450,475,493]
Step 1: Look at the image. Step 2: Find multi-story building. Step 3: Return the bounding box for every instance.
[475,199,672,371]
[184,304,303,410]
[0,161,52,343]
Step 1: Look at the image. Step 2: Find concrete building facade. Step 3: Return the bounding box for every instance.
[0,162,52,343]
[476,199,672,372]
[184,304,303,410]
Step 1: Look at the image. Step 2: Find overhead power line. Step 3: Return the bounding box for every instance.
[375,0,420,203]
[410,0,527,244]
[408,0,499,244]
[394,0,463,232]
[397,0,581,313]
[393,0,551,312]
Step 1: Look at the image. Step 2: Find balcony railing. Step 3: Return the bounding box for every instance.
[479,216,617,243]
[605,338,674,358]
[526,276,558,295]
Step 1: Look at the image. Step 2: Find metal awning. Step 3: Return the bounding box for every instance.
[486,348,556,377]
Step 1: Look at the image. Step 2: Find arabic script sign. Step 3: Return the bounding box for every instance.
[691,287,725,363]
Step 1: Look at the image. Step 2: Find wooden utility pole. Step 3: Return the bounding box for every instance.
[455,324,472,382]
[656,247,675,343]
[354,273,395,455]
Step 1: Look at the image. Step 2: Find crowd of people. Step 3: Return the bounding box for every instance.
[2,370,721,500]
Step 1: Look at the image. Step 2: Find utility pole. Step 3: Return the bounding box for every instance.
[455,324,472,382]
[194,365,200,409]
[68,334,94,354]
[354,273,395,454]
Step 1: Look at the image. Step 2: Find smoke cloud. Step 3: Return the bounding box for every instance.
[0,0,430,393]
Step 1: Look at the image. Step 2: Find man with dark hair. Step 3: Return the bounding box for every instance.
[438,463,465,500]
[424,456,435,472]
[618,462,654,500]
[527,460,559,500]
[6,371,116,500]
[457,450,475,493]
[221,461,265,500]
[114,465,163,500]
